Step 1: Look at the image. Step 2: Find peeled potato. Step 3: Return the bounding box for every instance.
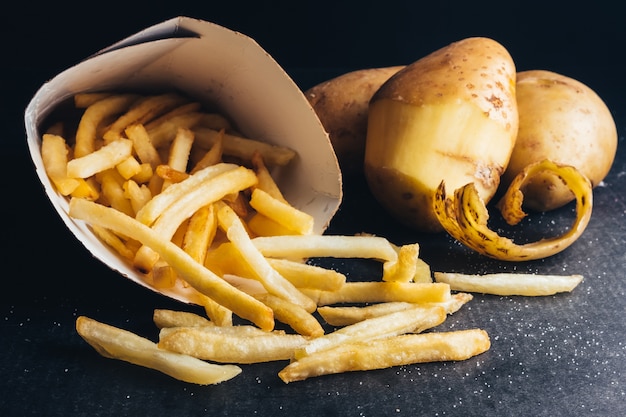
[305,66,405,175]
[365,37,519,232]
[500,70,618,211]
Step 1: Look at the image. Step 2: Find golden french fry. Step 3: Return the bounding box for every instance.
[251,234,399,262]
[76,316,241,385]
[116,155,142,180]
[278,329,491,383]
[98,169,134,216]
[155,164,189,183]
[69,198,275,331]
[74,94,139,158]
[125,123,162,169]
[194,127,296,166]
[247,213,298,237]
[267,258,346,291]
[190,129,224,174]
[204,242,257,279]
[317,292,473,326]
[41,133,80,195]
[217,203,317,313]
[181,204,217,265]
[91,225,136,261]
[197,292,233,327]
[161,127,195,190]
[158,327,307,363]
[433,272,584,296]
[294,305,446,360]
[67,139,133,179]
[69,177,100,200]
[249,188,314,235]
[382,243,420,282]
[254,293,325,338]
[153,309,213,328]
[123,180,152,215]
[251,151,287,203]
[302,282,451,306]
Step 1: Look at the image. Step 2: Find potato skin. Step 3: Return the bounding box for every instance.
[501,70,618,211]
[305,66,405,175]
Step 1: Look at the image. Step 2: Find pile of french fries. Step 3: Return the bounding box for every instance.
[42,91,583,385]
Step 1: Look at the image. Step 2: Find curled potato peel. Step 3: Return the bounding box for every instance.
[433,160,593,261]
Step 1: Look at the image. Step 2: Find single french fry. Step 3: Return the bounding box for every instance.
[217,203,317,313]
[251,234,399,262]
[247,213,298,237]
[249,188,314,235]
[382,243,421,282]
[278,329,491,383]
[116,155,142,180]
[254,293,325,338]
[153,309,212,328]
[98,169,134,216]
[294,305,447,360]
[69,178,100,200]
[41,133,80,195]
[158,327,307,364]
[317,292,473,327]
[155,165,189,183]
[151,261,178,289]
[267,258,345,291]
[76,316,241,385]
[91,225,136,261]
[198,292,233,327]
[433,272,584,296]
[67,139,133,179]
[161,127,195,190]
[251,151,287,203]
[181,204,217,265]
[74,94,139,158]
[204,242,257,279]
[301,282,451,306]
[125,123,162,169]
[123,180,152,215]
[193,127,296,166]
[69,198,275,331]
[190,129,224,174]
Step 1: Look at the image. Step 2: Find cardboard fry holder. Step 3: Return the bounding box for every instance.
[25,16,343,304]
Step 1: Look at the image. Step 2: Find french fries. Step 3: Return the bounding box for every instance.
[75,316,241,385]
[42,91,581,387]
[433,272,584,296]
[278,329,491,383]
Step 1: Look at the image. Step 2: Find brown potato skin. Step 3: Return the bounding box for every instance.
[304,66,405,175]
[501,70,618,211]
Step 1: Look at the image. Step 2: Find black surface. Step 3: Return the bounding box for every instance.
[3,2,625,416]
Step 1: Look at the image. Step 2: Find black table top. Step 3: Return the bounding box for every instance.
[3,2,625,416]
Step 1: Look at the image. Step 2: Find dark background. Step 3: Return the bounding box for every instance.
[2,1,625,416]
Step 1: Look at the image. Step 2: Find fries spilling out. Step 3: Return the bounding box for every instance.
[41,91,583,385]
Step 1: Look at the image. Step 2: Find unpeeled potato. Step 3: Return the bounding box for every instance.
[500,70,618,211]
[304,66,405,175]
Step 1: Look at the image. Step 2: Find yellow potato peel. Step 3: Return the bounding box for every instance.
[433,160,593,261]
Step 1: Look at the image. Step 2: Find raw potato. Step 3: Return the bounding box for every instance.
[500,70,618,211]
[364,37,519,232]
[305,66,405,175]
